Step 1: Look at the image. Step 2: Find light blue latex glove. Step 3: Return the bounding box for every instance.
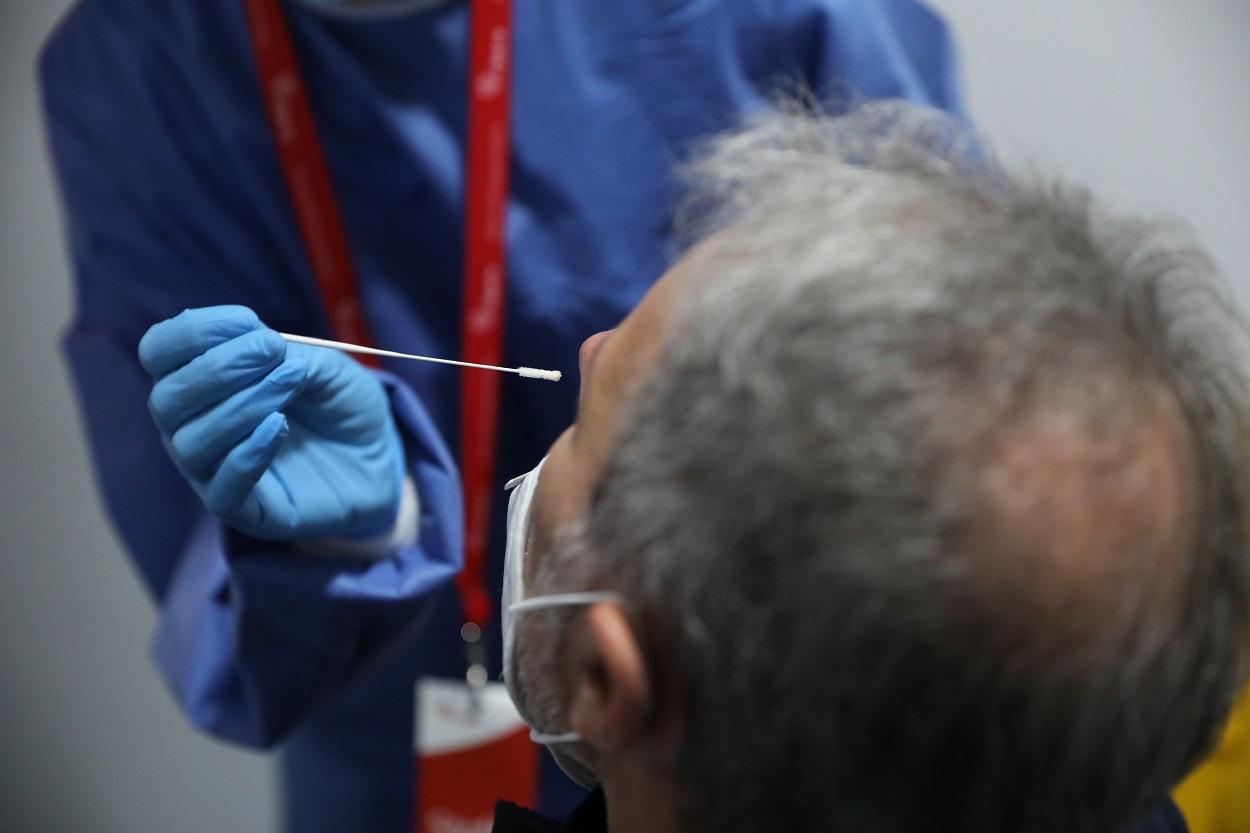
[139,305,404,541]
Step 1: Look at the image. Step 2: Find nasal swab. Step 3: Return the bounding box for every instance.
[279,333,563,382]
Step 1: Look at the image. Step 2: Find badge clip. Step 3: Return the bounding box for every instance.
[461,622,489,715]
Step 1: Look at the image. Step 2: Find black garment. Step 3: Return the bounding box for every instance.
[490,790,1188,833]
[493,789,607,833]
[1139,799,1190,833]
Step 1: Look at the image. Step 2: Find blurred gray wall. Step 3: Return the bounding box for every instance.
[931,0,1250,306]
[0,3,278,832]
[1,1,1247,831]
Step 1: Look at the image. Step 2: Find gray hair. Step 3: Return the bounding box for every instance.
[575,102,1250,833]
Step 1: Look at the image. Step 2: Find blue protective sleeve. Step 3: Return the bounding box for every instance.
[41,5,462,748]
[787,0,965,116]
[149,371,461,745]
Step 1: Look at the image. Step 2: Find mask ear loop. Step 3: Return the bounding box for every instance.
[508,590,629,745]
[530,728,583,745]
[509,591,626,614]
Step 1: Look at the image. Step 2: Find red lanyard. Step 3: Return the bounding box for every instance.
[456,0,513,634]
[243,0,379,361]
[244,0,512,640]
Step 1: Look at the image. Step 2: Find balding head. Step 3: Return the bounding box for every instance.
[537,103,1250,833]
[970,371,1196,643]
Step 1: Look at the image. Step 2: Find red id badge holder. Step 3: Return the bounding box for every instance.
[414,678,540,832]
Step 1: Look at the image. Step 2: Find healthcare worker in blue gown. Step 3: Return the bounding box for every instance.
[37,2,1189,832]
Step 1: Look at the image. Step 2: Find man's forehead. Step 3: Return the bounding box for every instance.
[606,255,701,386]
[578,253,703,467]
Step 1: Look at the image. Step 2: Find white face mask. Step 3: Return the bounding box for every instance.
[501,457,615,783]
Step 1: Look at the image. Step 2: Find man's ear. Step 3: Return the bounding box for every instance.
[567,601,652,752]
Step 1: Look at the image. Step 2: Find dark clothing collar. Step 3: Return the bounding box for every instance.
[492,788,607,833]
[491,790,1188,833]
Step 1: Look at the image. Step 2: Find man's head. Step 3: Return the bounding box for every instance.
[512,102,1250,833]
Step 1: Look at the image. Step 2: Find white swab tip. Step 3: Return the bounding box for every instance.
[519,367,562,382]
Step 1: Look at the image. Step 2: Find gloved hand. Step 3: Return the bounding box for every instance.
[139,305,404,541]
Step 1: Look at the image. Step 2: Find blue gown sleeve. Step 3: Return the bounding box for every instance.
[782,0,965,116]
[38,3,461,748]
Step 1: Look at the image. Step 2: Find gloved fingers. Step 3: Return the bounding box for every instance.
[237,469,303,539]
[203,411,288,522]
[148,327,287,435]
[139,305,264,377]
[170,358,308,477]
[283,341,390,433]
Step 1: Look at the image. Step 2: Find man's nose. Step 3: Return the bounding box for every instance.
[578,330,612,380]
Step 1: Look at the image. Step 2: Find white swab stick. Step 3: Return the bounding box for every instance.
[279,333,562,382]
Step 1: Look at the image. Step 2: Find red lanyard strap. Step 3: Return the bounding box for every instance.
[456,0,513,634]
[243,0,378,360]
[244,0,513,637]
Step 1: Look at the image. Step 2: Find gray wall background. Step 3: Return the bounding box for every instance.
[2,1,1247,831]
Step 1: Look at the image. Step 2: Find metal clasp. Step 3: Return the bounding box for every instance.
[461,622,489,715]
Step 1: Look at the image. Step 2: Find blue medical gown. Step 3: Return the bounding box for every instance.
[39,0,966,830]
